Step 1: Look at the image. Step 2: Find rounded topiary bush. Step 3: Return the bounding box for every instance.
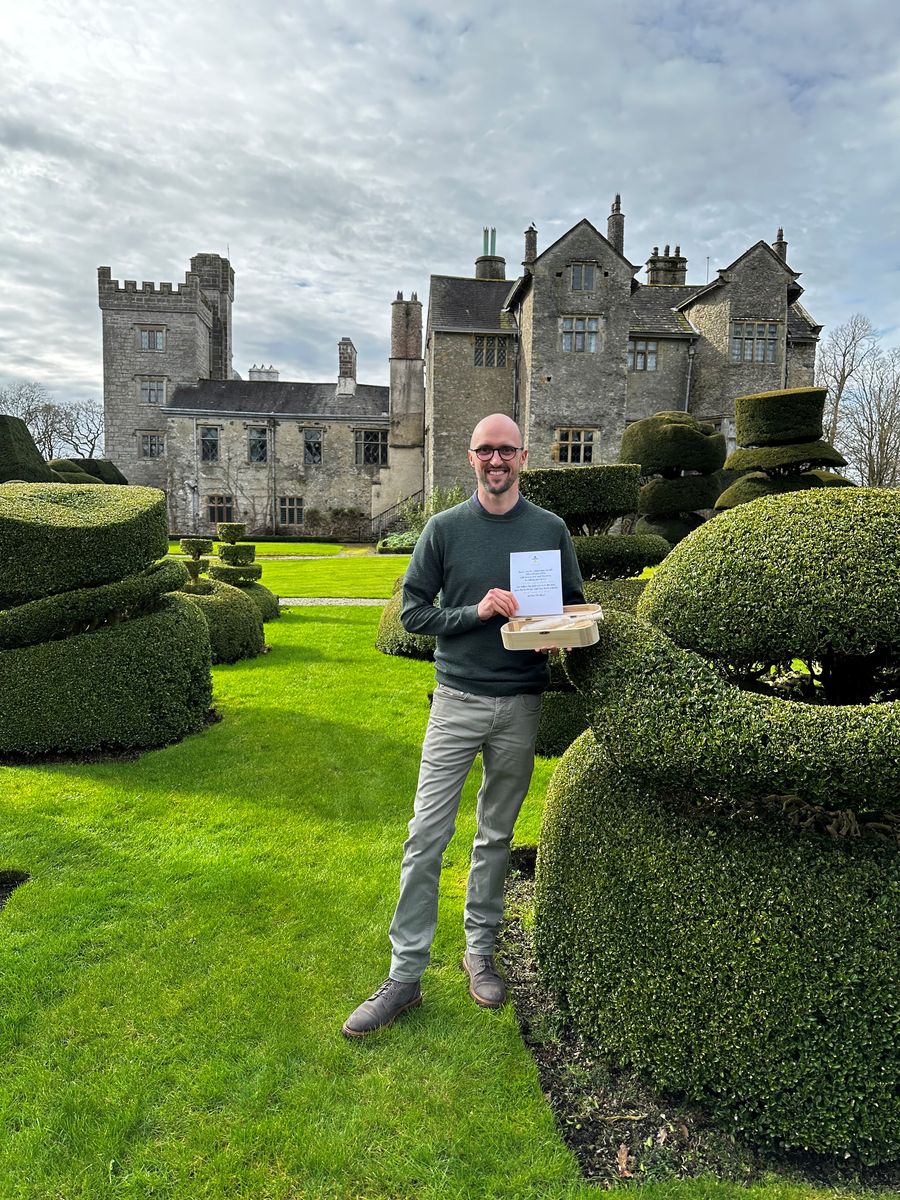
[735,386,833,446]
[375,591,435,661]
[573,533,668,580]
[533,690,587,758]
[0,597,212,757]
[0,483,168,604]
[520,465,641,534]
[536,729,899,1163]
[178,579,264,664]
[620,412,725,475]
[716,469,853,510]
[582,577,647,615]
[241,581,281,623]
[537,484,900,1162]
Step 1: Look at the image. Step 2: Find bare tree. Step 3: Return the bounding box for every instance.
[836,347,900,487]
[816,314,878,442]
[1,382,105,460]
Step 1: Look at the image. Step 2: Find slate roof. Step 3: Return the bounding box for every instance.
[787,302,821,339]
[427,276,514,334]
[167,379,389,420]
[630,285,701,335]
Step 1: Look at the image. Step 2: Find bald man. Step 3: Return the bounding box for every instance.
[342,414,584,1037]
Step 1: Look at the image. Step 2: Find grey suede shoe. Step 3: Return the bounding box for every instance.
[462,951,507,1009]
[341,978,422,1037]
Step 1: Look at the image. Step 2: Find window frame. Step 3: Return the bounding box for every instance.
[139,377,165,405]
[199,425,220,463]
[627,338,658,371]
[561,317,599,353]
[570,262,595,292]
[553,427,598,465]
[139,432,165,459]
[139,326,166,351]
[354,428,389,467]
[207,494,234,524]
[303,428,323,465]
[473,334,509,368]
[730,320,779,365]
[247,425,268,464]
[279,495,304,526]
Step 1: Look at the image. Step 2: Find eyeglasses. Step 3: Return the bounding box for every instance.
[470,445,523,461]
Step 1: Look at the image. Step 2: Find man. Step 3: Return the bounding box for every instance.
[342,413,584,1037]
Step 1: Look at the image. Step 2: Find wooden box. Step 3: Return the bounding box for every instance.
[500,603,603,651]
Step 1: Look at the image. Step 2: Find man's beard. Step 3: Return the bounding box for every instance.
[479,464,515,494]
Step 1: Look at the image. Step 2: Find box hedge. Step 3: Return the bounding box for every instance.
[620,414,726,475]
[69,458,129,484]
[0,597,211,757]
[207,563,263,586]
[582,577,646,615]
[217,542,256,566]
[0,559,188,650]
[375,590,435,661]
[726,439,848,473]
[638,488,900,672]
[241,581,281,623]
[519,465,641,532]
[177,579,265,664]
[634,513,703,543]
[0,416,58,484]
[535,729,899,1163]
[733,386,830,447]
[638,473,722,515]
[0,483,168,604]
[47,459,104,484]
[717,469,854,509]
[572,533,669,580]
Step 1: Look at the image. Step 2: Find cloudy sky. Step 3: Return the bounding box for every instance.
[2,0,899,402]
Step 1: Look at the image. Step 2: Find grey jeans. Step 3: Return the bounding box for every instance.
[388,683,543,981]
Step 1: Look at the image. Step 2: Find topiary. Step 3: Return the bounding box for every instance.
[47,459,104,484]
[716,387,853,510]
[67,458,129,485]
[0,416,58,484]
[178,579,264,664]
[620,411,726,545]
[0,483,211,758]
[536,487,900,1162]
[520,464,642,535]
[375,591,435,661]
[211,521,279,622]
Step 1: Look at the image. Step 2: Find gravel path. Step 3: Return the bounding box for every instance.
[279,597,387,606]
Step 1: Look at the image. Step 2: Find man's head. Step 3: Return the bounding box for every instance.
[468,413,527,503]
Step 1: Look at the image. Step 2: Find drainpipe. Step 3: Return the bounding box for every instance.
[683,342,696,412]
[509,308,521,427]
[269,418,278,533]
[192,417,200,533]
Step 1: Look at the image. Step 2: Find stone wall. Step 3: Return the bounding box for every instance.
[624,338,692,421]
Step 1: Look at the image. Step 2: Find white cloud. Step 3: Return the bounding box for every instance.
[1,0,899,397]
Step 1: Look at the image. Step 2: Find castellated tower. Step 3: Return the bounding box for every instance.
[97,253,233,489]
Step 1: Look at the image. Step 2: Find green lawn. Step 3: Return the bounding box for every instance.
[168,540,345,557]
[260,555,410,598]
[0,602,880,1198]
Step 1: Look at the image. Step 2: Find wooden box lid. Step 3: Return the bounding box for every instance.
[500,603,603,651]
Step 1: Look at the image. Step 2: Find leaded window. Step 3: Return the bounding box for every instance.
[304,428,322,465]
[627,339,658,371]
[554,428,597,464]
[139,433,164,458]
[247,426,268,463]
[199,426,219,463]
[207,494,233,523]
[571,263,595,291]
[355,429,388,466]
[139,378,165,404]
[140,328,165,350]
[731,321,778,364]
[474,335,509,367]
[561,317,599,352]
[279,496,303,525]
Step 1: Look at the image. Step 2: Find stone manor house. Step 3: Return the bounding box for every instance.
[98,198,820,533]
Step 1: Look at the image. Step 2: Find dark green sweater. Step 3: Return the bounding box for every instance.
[401,495,584,696]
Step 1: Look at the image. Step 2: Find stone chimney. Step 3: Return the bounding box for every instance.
[337,337,357,396]
[475,226,506,280]
[646,243,688,286]
[523,224,537,273]
[391,291,423,360]
[773,227,788,261]
[607,194,625,255]
[248,363,280,382]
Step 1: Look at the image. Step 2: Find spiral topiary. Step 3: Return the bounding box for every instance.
[207,521,280,623]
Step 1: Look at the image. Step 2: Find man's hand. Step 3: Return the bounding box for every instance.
[477,588,519,621]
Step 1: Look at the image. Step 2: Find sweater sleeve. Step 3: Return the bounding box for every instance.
[400,519,482,637]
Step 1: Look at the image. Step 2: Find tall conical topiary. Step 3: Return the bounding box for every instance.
[619,411,726,544]
[208,522,280,623]
[716,386,854,510]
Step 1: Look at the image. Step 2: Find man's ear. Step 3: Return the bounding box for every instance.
[520,448,528,466]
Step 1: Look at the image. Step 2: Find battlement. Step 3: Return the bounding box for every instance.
[98,266,214,315]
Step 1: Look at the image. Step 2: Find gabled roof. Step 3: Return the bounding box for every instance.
[168,379,389,419]
[675,241,802,311]
[426,276,514,334]
[532,217,639,273]
[630,284,702,335]
[787,301,822,340]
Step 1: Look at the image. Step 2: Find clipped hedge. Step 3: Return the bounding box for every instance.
[563,611,900,813]
[207,563,263,586]
[178,579,264,664]
[519,465,641,532]
[218,542,256,566]
[241,581,281,623]
[620,413,725,475]
[534,691,588,758]
[180,537,214,557]
[582,577,647,615]
[573,533,669,580]
[0,416,57,484]
[734,386,829,447]
[0,559,188,650]
[47,459,103,484]
[535,729,899,1162]
[726,440,848,473]
[716,469,853,509]
[69,458,129,485]
[638,473,722,515]
[635,514,702,543]
[0,597,211,757]
[638,489,900,671]
[375,591,435,661]
[0,484,168,604]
